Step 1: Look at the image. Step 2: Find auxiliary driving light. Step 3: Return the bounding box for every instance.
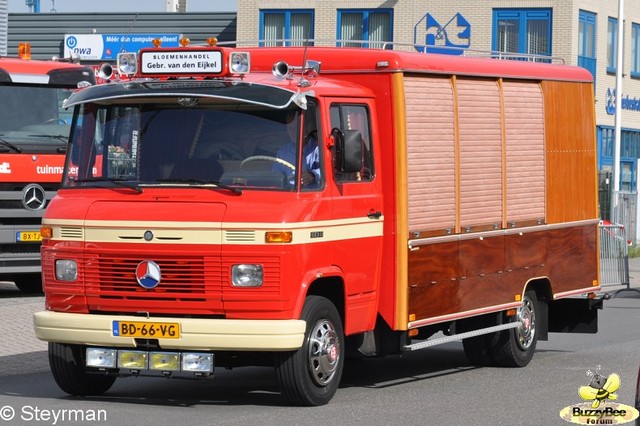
[149,352,180,371]
[86,348,117,368]
[118,350,148,369]
[182,353,214,373]
[117,52,138,76]
[230,52,250,74]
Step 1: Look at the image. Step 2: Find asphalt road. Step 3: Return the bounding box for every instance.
[1,266,639,425]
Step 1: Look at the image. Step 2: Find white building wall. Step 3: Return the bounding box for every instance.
[236,0,640,143]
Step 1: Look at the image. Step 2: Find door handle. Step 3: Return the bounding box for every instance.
[367,210,382,219]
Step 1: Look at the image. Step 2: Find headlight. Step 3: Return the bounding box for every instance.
[231,264,263,287]
[55,259,77,281]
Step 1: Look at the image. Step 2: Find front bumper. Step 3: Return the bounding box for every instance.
[34,310,305,351]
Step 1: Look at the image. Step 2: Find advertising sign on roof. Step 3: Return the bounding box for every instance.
[64,34,181,61]
[140,49,223,74]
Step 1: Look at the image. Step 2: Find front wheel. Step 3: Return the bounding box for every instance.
[275,296,345,406]
[13,273,43,294]
[48,343,116,396]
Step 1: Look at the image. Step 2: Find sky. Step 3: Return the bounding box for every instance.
[7,0,237,13]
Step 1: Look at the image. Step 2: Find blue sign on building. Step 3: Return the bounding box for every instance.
[64,34,181,61]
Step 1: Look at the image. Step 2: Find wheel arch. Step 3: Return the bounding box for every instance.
[523,277,551,341]
[306,276,345,329]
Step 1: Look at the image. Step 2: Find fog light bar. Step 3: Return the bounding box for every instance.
[182,353,214,372]
[150,352,180,371]
[86,348,116,368]
[118,350,148,369]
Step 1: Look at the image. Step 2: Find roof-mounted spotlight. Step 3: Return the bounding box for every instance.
[117,52,138,76]
[230,52,250,74]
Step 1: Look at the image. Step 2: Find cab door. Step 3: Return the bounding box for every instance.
[326,99,384,332]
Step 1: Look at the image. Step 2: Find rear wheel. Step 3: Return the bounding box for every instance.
[489,290,539,367]
[13,273,43,294]
[48,343,116,396]
[275,296,344,406]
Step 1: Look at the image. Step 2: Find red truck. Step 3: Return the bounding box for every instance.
[34,39,602,405]
[0,44,95,292]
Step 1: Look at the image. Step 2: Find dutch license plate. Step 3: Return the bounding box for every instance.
[16,231,42,242]
[112,321,180,339]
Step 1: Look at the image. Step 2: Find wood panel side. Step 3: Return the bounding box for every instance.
[542,81,598,223]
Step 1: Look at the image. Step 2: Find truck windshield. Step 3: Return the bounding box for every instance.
[64,100,318,192]
[0,85,74,153]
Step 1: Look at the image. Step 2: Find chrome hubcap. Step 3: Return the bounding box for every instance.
[516,296,535,350]
[307,319,340,386]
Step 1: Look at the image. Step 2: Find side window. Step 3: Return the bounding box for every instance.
[330,104,374,183]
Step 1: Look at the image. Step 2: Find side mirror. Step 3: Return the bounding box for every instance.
[332,128,363,174]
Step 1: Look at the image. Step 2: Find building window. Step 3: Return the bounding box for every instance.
[259,10,314,46]
[598,126,640,192]
[578,10,597,82]
[633,22,640,78]
[337,9,393,49]
[607,17,618,73]
[493,9,552,61]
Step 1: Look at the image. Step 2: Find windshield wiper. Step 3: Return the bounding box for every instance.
[27,134,68,144]
[73,177,143,194]
[155,178,242,195]
[0,137,22,153]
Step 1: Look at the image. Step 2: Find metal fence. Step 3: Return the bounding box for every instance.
[599,223,630,288]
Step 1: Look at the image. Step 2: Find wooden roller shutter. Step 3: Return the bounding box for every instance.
[503,81,545,224]
[404,75,455,234]
[457,78,502,230]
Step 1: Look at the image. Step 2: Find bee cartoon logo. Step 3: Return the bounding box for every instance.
[578,368,620,408]
[559,366,639,425]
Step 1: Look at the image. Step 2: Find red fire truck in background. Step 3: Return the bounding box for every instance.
[34,38,603,405]
[0,43,95,292]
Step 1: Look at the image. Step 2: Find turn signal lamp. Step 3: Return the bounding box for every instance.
[265,231,292,243]
[18,42,31,60]
[40,225,53,239]
[179,37,190,47]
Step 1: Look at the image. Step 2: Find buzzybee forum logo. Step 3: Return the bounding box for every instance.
[559,366,639,424]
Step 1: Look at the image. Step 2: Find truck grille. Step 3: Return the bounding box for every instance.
[84,255,223,308]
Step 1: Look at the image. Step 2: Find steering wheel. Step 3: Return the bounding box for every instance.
[240,155,295,171]
[43,118,67,125]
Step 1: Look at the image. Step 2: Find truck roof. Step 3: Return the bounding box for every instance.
[244,46,593,83]
[0,56,95,86]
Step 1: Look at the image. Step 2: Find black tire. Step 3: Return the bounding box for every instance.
[275,296,345,406]
[462,335,494,366]
[461,313,497,366]
[489,290,539,367]
[48,343,116,396]
[14,274,43,294]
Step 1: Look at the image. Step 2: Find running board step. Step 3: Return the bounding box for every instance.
[403,321,522,352]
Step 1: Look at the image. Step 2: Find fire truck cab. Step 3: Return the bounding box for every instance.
[0,46,95,292]
[34,40,602,405]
